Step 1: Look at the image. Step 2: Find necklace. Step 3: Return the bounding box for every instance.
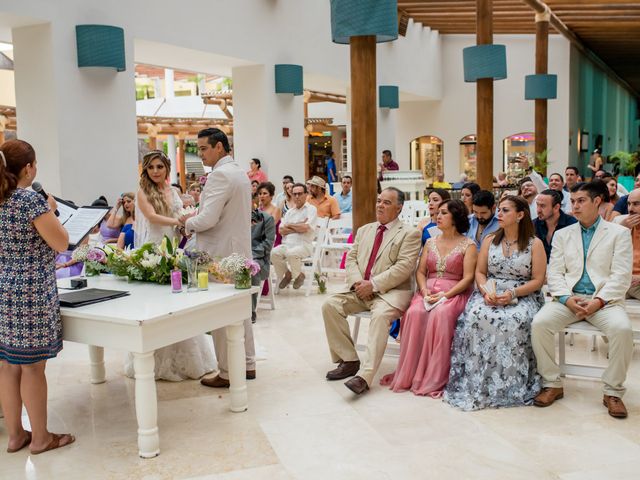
[503,238,517,256]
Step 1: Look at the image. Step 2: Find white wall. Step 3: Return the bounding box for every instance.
[0,0,442,203]
[395,34,572,179]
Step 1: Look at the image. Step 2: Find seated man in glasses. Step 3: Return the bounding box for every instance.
[270,183,318,290]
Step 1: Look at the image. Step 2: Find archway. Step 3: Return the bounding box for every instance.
[459,134,477,180]
[409,135,443,184]
[503,132,535,180]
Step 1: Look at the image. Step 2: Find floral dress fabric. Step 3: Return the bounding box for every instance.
[443,238,543,411]
[0,189,61,364]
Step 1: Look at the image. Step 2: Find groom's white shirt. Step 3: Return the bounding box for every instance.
[185,155,252,259]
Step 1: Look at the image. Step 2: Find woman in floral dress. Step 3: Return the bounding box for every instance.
[0,140,75,454]
[444,195,546,411]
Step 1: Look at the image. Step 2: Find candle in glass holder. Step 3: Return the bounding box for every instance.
[197,271,209,290]
[171,269,183,293]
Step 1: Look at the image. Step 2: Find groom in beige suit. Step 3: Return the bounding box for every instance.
[181,128,255,388]
[323,187,421,394]
[532,181,633,418]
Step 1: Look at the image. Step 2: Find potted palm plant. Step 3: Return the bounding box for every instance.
[610,151,639,192]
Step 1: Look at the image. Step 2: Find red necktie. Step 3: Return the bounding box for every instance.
[363,225,387,280]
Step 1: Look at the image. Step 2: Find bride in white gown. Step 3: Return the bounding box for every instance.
[124,150,216,381]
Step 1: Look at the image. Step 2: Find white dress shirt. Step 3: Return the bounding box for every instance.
[281,203,318,248]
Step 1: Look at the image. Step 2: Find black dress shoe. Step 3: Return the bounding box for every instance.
[345,376,369,395]
[326,360,360,380]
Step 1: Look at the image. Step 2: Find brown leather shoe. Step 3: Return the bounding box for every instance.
[345,376,369,395]
[603,395,628,418]
[200,375,230,388]
[533,387,564,407]
[292,273,305,289]
[246,370,256,380]
[279,271,292,289]
[326,360,360,381]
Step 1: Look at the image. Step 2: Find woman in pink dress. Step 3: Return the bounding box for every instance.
[381,199,477,397]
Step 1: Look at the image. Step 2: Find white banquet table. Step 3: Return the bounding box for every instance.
[58,276,255,458]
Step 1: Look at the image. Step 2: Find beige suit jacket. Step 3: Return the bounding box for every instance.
[344,220,421,311]
[185,156,252,259]
[548,218,632,305]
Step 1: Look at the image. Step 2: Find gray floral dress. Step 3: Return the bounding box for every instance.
[443,238,543,411]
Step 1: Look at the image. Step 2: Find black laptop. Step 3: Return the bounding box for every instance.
[59,288,130,308]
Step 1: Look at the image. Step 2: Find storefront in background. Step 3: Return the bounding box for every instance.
[409,135,444,184]
[459,134,477,180]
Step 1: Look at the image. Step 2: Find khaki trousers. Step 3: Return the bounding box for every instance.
[271,244,312,280]
[531,298,633,397]
[212,317,256,380]
[322,291,402,386]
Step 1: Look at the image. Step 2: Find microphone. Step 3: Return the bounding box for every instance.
[32,182,59,216]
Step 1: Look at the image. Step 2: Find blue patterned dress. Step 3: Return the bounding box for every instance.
[443,238,543,411]
[0,188,62,364]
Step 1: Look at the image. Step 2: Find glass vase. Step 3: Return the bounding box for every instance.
[186,258,199,291]
[234,269,251,289]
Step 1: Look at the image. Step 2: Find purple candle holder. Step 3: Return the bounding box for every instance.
[171,269,183,293]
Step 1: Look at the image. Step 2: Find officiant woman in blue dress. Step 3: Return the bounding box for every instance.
[0,139,75,455]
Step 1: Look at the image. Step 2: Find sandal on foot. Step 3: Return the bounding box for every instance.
[30,433,75,455]
[7,431,32,453]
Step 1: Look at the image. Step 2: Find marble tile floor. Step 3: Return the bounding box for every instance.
[2,281,640,480]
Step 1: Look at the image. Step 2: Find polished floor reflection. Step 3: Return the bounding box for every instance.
[2,281,640,479]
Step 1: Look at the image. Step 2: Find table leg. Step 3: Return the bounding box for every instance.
[226,321,248,413]
[88,345,106,384]
[133,351,160,458]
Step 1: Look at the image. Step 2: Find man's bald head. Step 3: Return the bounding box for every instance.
[628,189,640,216]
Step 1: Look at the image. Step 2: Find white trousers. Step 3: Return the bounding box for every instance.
[271,244,312,279]
[531,298,633,397]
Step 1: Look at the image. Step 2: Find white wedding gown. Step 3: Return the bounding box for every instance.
[124,188,216,381]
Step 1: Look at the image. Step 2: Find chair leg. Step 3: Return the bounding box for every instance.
[558,331,566,377]
[569,332,574,347]
[268,275,276,309]
[591,334,597,352]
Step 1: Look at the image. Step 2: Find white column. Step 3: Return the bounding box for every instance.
[133,351,160,458]
[378,108,398,168]
[164,68,174,98]
[233,65,305,186]
[345,87,352,173]
[167,134,178,184]
[13,23,138,205]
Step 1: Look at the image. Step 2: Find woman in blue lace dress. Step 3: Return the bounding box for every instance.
[444,195,546,411]
[0,140,75,454]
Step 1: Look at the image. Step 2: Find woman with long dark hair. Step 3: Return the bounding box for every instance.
[444,195,546,410]
[0,139,74,454]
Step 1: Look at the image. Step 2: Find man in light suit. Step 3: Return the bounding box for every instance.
[532,181,633,418]
[322,187,421,395]
[181,128,256,388]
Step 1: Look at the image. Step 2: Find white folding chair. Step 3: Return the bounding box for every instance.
[301,217,330,296]
[349,311,400,357]
[320,213,353,275]
[258,277,276,310]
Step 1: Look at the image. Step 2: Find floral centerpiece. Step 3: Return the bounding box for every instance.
[72,245,108,276]
[218,253,260,289]
[178,248,213,290]
[120,236,186,284]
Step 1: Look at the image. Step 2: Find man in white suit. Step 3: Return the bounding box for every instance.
[181,128,255,388]
[532,181,633,418]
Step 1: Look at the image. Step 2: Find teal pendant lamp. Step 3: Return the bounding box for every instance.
[524,74,557,100]
[76,25,125,72]
[462,44,507,82]
[330,0,398,44]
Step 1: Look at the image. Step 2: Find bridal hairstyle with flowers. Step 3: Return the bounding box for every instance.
[0,139,36,203]
[140,150,172,216]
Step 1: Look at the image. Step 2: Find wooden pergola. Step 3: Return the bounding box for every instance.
[397,0,640,188]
